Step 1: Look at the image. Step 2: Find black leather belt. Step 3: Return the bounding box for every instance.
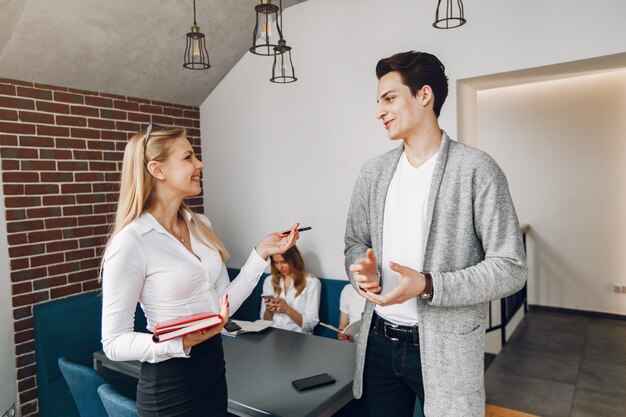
[371,312,419,344]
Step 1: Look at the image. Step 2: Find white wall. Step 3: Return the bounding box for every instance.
[0,166,18,415]
[477,70,626,315]
[200,0,626,282]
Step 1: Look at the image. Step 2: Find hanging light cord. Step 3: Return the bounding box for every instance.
[193,0,198,26]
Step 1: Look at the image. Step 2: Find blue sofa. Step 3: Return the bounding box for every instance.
[33,273,349,417]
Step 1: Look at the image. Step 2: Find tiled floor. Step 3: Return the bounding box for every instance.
[485,309,626,417]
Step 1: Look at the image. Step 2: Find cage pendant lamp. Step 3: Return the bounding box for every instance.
[433,0,466,29]
[250,0,283,56]
[271,40,297,83]
[183,0,210,69]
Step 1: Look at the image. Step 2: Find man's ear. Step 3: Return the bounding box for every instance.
[146,161,165,180]
[420,85,434,108]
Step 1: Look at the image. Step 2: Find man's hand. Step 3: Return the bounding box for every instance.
[349,249,381,293]
[360,262,426,306]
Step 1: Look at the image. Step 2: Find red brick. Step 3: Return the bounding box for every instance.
[19,135,54,147]
[193,119,199,128]
[56,115,87,127]
[81,258,102,269]
[62,205,92,216]
[28,229,63,243]
[18,376,36,392]
[16,352,35,368]
[184,109,200,119]
[33,275,67,290]
[30,252,65,267]
[3,184,24,195]
[87,118,115,129]
[50,283,82,299]
[187,128,200,137]
[8,241,44,257]
[0,147,38,159]
[77,193,106,205]
[62,226,93,239]
[0,134,18,146]
[68,268,98,283]
[0,108,18,120]
[19,387,38,404]
[54,91,84,104]
[79,235,107,248]
[36,100,70,114]
[75,172,104,182]
[61,183,91,193]
[48,261,80,276]
[45,216,77,229]
[39,149,72,159]
[7,233,28,245]
[78,215,106,226]
[6,208,26,220]
[101,130,128,140]
[73,150,102,160]
[40,172,73,182]
[56,138,87,149]
[43,195,75,205]
[17,86,53,100]
[100,109,126,120]
[139,104,162,114]
[15,330,35,346]
[114,100,139,111]
[86,139,115,150]
[71,127,100,139]
[21,160,56,171]
[163,107,184,117]
[104,151,123,161]
[37,124,70,137]
[93,202,114,213]
[26,206,62,218]
[13,291,49,308]
[23,185,58,196]
[13,306,32,320]
[57,160,88,170]
[83,279,101,291]
[0,96,35,109]
[19,399,37,416]
[106,192,120,202]
[0,121,36,134]
[0,83,16,95]
[89,161,117,171]
[85,96,113,107]
[65,248,95,261]
[128,111,151,123]
[93,224,110,235]
[115,121,140,131]
[14,317,34,332]
[45,239,78,252]
[175,118,193,128]
[104,172,121,182]
[152,115,174,125]
[71,105,99,117]
[5,196,41,208]
[11,257,30,270]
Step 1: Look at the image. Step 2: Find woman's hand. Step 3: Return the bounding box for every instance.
[183,294,230,350]
[337,332,354,342]
[268,297,290,314]
[255,223,300,260]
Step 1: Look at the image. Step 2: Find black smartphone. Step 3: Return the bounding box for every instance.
[224,320,242,332]
[291,373,335,391]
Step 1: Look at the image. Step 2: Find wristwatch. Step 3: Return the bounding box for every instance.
[418,272,433,299]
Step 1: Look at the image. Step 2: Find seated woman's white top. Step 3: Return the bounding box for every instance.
[101,212,268,364]
[260,274,321,334]
[340,284,366,324]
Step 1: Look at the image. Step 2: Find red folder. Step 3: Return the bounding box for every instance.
[152,312,223,343]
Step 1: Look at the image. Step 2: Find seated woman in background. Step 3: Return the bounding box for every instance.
[337,283,366,342]
[260,245,321,334]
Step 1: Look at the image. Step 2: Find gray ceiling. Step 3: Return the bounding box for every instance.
[0,0,306,106]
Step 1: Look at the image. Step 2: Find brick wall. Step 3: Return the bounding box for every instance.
[0,78,203,417]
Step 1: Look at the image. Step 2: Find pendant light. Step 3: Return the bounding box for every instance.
[250,0,283,56]
[271,39,297,83]
[183,0,210,69]
[433,0,466,29]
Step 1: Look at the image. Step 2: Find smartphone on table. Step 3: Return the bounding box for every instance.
[292,373,336,391]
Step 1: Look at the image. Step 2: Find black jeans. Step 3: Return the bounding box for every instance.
[360,314,425,417]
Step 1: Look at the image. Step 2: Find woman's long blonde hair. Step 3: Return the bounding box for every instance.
[105,126,228,260]
[270,245,308,297]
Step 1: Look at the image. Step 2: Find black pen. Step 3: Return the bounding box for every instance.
[281,226,312,235]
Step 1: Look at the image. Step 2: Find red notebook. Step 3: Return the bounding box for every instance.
[152,312,223,343]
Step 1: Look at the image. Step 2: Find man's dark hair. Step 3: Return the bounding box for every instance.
[376,51,449,117]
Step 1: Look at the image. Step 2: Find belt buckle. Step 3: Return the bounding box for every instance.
[383,321,400,341]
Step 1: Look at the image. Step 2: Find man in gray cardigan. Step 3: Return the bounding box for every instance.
[344,51,527,417]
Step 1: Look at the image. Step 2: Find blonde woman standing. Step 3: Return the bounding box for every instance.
[101,124,299,417]
[260,245,320,334]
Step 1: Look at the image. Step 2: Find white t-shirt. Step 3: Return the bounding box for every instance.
[101,212,268,363]
[377,150,438,326]
[340,284,366,324]
[260,274,321,334]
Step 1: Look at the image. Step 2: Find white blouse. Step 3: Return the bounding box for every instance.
[101,212,268,363]
[339,284,366,324]
[259,275,321,334]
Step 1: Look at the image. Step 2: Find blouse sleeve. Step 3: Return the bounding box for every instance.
[299,276,321,333]
[101,229,188,363]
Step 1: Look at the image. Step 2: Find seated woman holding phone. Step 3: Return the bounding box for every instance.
[260,245,321,334]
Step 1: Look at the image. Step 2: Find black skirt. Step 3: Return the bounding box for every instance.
[137,335,227,417]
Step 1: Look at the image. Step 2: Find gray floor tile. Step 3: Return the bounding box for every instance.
[587,317,626,342]
[584,336,626,366]
[578,358,626,395]
[507,321,586,356]
[485,370,575,417]
[526,310,590,335]
[489,346,581,384]
[570,387,626,417]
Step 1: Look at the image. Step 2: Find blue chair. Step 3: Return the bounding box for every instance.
[97,384,138,417]
[57,357,108,417]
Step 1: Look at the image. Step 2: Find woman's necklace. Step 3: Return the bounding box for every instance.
[163,221,185,243]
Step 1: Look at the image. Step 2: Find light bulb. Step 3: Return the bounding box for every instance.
[260,17,272,40]
[192,41,201,61]
[280,55,288,75]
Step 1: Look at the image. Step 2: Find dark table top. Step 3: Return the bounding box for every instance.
[94,328,356,417]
